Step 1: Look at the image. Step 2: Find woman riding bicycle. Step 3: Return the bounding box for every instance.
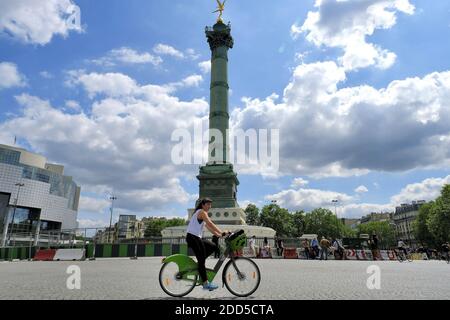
[186,198,226,291]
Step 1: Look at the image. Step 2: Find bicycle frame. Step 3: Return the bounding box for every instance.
[162,243,243,285]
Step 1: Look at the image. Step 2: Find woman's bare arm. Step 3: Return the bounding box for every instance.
[199,210,222,237]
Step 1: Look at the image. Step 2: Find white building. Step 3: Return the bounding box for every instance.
[0,144,80,246]
[393,200,426,248]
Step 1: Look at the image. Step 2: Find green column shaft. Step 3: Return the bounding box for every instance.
[209,46,230,163]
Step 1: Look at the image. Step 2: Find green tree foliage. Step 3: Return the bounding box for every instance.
[143,217,186,237]
[357,221,396,248]
[244,204,260,226]
[303,208,346,239]
[412,184,450,246]
[413,201,436,247]
[427,185,450,244]
[292,210,305,237]
[259,204,294,237]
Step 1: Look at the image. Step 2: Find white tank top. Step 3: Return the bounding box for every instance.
[187,209,205,238]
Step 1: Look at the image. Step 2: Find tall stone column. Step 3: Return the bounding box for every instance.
[206,21,233,164]
[190,21,244,224]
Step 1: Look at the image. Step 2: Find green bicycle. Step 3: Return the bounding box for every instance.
[159,229,261,297]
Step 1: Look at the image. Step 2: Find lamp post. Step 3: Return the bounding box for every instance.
[108,196,117,244]
[331,199,339,238]
[8,182,25,246]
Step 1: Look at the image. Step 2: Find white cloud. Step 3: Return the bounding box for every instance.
[153,44,184,59]
[90,47,163,67]
[390,175,450,205]
[0,0,83,45]
[180,74,203,88]
[355,185,369,193]
[0,68,208,213]
[198,60,211,74]
[339,203,393,219]
[266,187,354,213]
[186,48,200,60]
[67,71,138,98]
[0,62,26,89]
[65,100,81,111]
[294,0,415,70]
[291,177,309,188]
[265,174,450,219]
[231,61,450,177]
[77,218,109,229]
[39,71,54,79]
[79,196,110,213]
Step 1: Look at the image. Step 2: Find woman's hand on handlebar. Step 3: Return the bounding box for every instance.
[221,231,231,237]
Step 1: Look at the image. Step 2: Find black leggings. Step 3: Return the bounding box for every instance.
[186,233,218,283]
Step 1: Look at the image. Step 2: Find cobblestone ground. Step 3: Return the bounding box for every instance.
[0,258,449,300]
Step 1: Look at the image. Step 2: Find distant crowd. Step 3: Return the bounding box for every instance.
[246,234,450,261]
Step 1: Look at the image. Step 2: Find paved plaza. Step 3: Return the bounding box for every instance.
[0,258,449,300]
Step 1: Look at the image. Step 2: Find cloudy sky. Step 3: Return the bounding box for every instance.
[1,0,450,228]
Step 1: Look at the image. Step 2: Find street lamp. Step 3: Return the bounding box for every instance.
[8,182,25,246]
[108,196,117,243]
[331,199,338,217]
[331,199,340,238]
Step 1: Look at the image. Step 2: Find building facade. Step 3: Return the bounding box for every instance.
[117,215,144,240]
[360,212,393,224]
[392,201,426,248]
[340,218,361,229]
[94,215,145,244]
[0,144,80,246]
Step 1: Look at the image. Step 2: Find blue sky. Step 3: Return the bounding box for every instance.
[1,0,450,228]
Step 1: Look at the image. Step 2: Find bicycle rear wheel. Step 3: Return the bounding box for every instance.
[159,261,198,297]
[223,257,261,297]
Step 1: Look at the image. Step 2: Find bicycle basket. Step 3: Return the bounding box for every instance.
[227,229,247,251]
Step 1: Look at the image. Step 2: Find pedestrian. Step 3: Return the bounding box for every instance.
[249,235,258,257]
[371,233,380,260]
[311,237,319,259]
[302,239,310,260]
[331,238,343,260]
[319,236,331,260]
[261,237,270,258]
[276,237,284,257]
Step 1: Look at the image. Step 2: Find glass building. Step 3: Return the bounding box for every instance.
[0,144,80,246]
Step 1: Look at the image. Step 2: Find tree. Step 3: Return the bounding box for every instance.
[291,210,305,237]
[244,204,260,226]
[259,204,294,237]
[413,201,437,247]
[143,217,186,237]
[427,185,450,244]
[303,208,343,239]
[357,221,396,248]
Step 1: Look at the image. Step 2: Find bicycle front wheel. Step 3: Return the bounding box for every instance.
[223,257,261,297]
[159,261,198,297]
